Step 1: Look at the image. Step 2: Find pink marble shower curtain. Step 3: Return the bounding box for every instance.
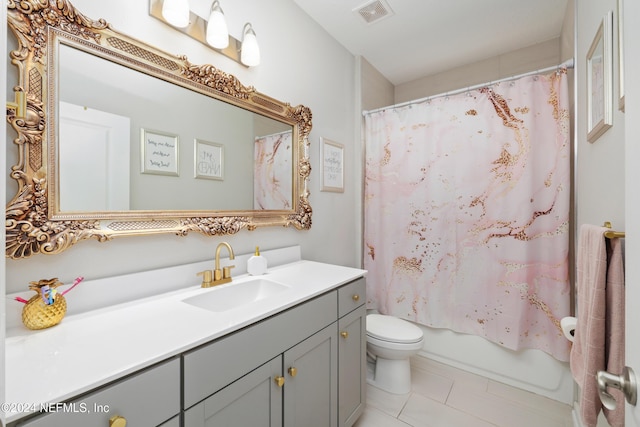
[364,71,571,361]
[254,131,292,210]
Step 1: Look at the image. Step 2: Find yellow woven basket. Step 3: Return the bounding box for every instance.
[21,278,67,330]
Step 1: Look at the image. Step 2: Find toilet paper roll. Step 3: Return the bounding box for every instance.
[561,316,577,342]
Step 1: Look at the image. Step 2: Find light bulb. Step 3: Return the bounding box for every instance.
[241,24,260,67]
[206,1,229,49]
[162,0,190,28]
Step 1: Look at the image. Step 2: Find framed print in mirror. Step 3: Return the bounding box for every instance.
[141,128,179,176]
[321,138,344,193]
[195,139,224,180]
[586,11,613,142]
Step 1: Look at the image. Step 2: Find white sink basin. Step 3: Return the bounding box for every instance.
[182,278,290,313]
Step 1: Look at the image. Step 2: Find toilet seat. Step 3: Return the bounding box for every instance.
[367,334,424,352]
[366,314,423,344]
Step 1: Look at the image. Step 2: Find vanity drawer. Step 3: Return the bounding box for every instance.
[17,358,180,427]
[338,278,366,317]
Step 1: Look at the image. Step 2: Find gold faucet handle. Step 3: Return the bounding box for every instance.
[222,265,235,279]
[197,270,213,287]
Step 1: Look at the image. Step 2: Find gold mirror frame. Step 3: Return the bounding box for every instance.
[5,0,312,259]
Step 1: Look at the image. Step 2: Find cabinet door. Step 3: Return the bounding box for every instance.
[284,323,338,427]
[338,305,366,427]
[183,356,282,427]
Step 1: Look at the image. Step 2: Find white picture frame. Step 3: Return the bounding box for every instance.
[617,0,625,112]
[140,128,179,176]
[194,139,224,180]
[321,138,344,193]
[586,11,613,142]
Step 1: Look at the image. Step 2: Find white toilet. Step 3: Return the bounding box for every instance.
[366,313,425,394]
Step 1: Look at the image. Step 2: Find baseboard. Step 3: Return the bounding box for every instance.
[572,407,584,427]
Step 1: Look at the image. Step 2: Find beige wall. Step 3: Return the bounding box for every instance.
[360,57,395,112]
[394,38,563,104]
[575,1,626,424]
[576,0,625,232]
[359,13,575,109]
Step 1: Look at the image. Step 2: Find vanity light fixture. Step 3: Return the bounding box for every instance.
[161,0,190,28]
[240,23,260,67]
[150,0,260,67]
[206,0,229,49]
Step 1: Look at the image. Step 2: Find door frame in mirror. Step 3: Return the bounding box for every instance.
[5,0,312,259]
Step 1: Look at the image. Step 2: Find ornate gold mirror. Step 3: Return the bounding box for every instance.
[6,0,312,259]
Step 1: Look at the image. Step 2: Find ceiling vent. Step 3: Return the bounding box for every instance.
[354,0,394,25]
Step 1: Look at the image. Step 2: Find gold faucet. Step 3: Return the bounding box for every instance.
[213,241,235,286]
[196,269,213,287]
[196,241,235,287]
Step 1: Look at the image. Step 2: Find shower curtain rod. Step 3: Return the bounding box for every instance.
[363,58,575,115]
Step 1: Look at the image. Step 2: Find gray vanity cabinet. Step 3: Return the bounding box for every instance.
[15,358,180,427]
[337,279,367,427]
[283,323,338,427]
[11,277,366,427]
[183,278,367,427]
[183,291,339,427]
[183,356,283,426]
[338,305,366,426]
[184,323,339,427]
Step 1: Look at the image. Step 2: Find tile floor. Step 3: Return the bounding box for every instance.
[354,356,574,427]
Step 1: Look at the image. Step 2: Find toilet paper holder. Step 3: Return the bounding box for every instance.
[561,316,577,342]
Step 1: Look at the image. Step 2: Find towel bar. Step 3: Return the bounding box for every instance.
[603,222,625,239]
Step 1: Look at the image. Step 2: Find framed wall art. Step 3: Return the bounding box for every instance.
[321,138,344,193]
[194,139,224,180]
[586,11,613,142]
[617,0,625,112]
[141,128,179,176]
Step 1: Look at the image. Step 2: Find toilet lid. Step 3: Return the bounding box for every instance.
[366,314,423,344]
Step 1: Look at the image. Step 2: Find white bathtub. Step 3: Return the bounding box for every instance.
[416,324,574,404]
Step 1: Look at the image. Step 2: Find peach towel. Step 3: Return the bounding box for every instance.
[570,224,625,427]
[603,237,625,427]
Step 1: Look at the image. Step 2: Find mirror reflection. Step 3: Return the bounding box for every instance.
[57,43,293,212]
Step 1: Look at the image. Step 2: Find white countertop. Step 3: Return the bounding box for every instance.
[2,259,366,423]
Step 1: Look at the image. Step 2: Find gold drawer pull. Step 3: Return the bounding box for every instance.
[340,331,349,339]
[109,415,127,427]
[352,294,360,302]
[288,367,298,377]
[274,376,285,387]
